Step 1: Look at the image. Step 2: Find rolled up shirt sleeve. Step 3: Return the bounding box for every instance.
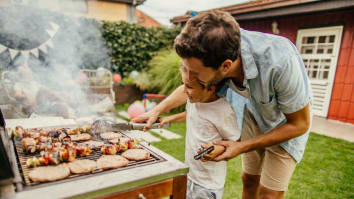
[274,54,311,114]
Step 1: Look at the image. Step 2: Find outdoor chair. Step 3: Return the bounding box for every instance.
[80,68,115,103]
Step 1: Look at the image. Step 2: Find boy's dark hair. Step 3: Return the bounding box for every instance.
[174,10,241,70]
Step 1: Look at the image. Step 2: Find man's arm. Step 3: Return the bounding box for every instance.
[213,103,310,161]
[132,85,188,130]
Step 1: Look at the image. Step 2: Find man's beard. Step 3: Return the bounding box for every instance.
[206,70,229,92]
[208,70,225,87]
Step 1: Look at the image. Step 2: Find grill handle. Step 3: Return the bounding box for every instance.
[0,108,5,128]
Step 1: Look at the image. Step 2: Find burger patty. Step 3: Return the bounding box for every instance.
[100,132,122,140]
[68,159,97,174]
[70,133,92,141]
[29,164,70,183]
[122,149,150,161]
[97,155,129,170]
[82,140,104,148]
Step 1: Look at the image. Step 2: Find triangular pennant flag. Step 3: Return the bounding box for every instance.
[39,44,48,54]
[46,29,56,37]
[30,49,39,58]
[50,22,59,32]
[46,40,53,48]
[9,49,18,59]
[0,44,6,53]
[21,51,29,64]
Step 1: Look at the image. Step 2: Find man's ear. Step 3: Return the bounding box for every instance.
[220,59,233,73]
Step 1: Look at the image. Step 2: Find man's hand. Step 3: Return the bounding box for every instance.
[199,144,226,162]
[132,109,160,131]
[212,140,245,161]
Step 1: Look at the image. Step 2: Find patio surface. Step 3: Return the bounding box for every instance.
[311,116,354,142]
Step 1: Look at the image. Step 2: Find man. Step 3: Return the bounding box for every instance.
[133,10,312,199]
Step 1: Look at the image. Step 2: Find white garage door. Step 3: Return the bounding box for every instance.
[296,26,343,117]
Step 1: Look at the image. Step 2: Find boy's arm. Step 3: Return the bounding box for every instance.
[132,85,187,130]
[159,112,186,127]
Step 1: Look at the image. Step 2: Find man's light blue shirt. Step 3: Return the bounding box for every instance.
[218,29,313,162]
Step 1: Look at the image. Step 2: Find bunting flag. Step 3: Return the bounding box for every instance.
[46,40,53,48]
[30,49,39,58]
[46,29,56,37]
[0,45,6,54]
[38,44,48,54]
[9,49,18,59]
[50,22,59,32]
[0,22,59,64]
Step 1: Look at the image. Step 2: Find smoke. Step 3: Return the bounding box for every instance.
[0,1,113,119]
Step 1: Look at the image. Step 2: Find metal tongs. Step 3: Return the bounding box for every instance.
[91,119,170,135]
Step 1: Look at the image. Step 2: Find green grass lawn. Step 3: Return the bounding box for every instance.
[152,122,354,199]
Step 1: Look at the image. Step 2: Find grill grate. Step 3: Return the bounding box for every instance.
[13,131,166,189]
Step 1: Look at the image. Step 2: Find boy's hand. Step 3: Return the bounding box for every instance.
[132,110,160,131]
[197,144,225,162]
[158,116,174,128]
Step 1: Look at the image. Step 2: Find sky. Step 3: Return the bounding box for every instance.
[138,0,251,26]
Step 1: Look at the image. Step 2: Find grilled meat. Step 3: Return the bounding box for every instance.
[100,132,122,140]
[68,159,96,174]
[82,140,104,149]
[70,133,91,142]
[28,164,70,183]
[97,155,129,170]
[122,149,150,161]
[100,144,117,155]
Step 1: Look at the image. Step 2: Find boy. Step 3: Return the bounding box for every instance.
[160,72,241,199]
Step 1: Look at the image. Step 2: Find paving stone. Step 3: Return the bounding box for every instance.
[115,117,128,123]
[118,111,130,119]
[150,129,182,140]
[124,130,161,142]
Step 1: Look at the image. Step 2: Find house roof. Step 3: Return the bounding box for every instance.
[101,0,145,6]
[171,0,354,24]
[136,9,161,27]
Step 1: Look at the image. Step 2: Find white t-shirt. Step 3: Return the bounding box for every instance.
[185,98,241,190]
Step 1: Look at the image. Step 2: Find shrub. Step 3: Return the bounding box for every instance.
[136,49,185,113]
[136,49,182,95]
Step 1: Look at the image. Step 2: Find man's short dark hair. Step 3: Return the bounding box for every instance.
[174,10,241,70]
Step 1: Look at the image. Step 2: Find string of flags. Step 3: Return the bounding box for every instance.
[0,22,59,63]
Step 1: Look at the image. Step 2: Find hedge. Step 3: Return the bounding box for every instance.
[102,21,181,76]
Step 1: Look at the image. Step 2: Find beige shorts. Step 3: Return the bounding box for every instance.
[241,109,297,191]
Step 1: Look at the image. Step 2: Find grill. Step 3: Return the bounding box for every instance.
[0,111,188,199]
[12,130,166,189]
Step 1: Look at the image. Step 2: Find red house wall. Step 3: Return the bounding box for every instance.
[238,9,354,124]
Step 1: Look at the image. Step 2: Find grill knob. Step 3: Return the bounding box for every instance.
[138,193,146,199]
